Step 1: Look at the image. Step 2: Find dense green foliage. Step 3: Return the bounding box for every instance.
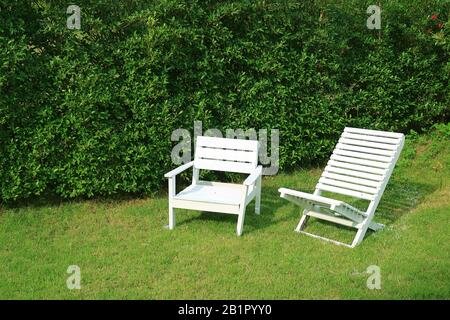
[1,0,449,201]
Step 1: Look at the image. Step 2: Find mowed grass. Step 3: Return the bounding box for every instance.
[0,130,449,299]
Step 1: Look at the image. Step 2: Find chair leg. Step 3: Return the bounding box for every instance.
[236,206,247,236]
[295,210,309,232]
[168,177,176,230]
[168,206,175,230]
[351,225,368,248]
[255,177,261,215]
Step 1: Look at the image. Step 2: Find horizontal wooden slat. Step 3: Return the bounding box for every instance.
[328,160,387,175]
[317,183,375,201]
[342,132,401,144]
[194,158,256,174]
[196,136,258,151]
[172,199,239,215]
[335,143,396,157]
[330,154,391,169]
[339,137,398,150]
[279,188,343,207]
[321,172,381,188]
[196,146,256,163]
[280,188,367,219]
[324,165,384,181]
[174,183,245,205]
[344,127,404,139]
[319,177,379,194]
[306,211,360,228]
[333,149,393,162]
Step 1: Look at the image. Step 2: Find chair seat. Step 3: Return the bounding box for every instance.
[279,187,367,217]
[174,182,247,206]
[279,188,343,207]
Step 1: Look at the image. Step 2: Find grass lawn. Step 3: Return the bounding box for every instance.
[0,128,449,299]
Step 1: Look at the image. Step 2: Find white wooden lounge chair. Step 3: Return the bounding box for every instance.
[164,136,262,236]
[279,127,404,248]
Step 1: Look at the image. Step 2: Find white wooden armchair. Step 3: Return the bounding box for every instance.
[164,136,262,236]
[279,127,405,248]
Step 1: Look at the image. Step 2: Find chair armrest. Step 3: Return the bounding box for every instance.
[244,165,262,186]
[164,161,194,178]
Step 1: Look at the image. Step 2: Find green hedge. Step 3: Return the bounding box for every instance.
[0,0,449,201]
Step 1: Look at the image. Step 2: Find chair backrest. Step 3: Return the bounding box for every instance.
[317,127,404,201]
[194,136,259,174]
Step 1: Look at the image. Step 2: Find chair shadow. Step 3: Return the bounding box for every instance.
[0,192,153,219]
[295,178,437,242]
[346,178,436,224]
[363,178,436,240]
[175,185,292,235]
[176,176,436,238]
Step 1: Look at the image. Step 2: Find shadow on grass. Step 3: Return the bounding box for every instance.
[0,176,192,212]
[0,190,153,214]
[295,178,436,244]
[176,185,290,235]
[373,179,436,224]
[1,173,436,242]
